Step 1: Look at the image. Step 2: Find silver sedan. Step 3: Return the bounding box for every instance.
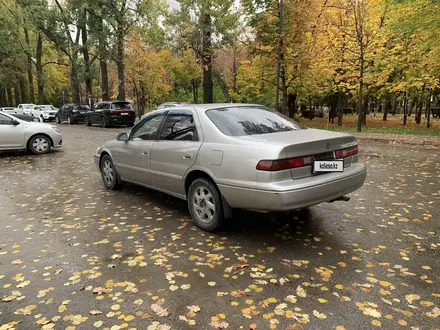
[94,104,366,231]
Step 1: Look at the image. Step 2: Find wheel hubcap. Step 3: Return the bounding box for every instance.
[192,186,215,223]
[32,138,49,152]
[102,160,114,186]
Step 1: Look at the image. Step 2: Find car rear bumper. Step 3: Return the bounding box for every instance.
[72,114,86,121]
[218,163,367,211]
[107,117,135,125]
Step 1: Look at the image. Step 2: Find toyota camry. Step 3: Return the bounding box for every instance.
[94,104,366,231]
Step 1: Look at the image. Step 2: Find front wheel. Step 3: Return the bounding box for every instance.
[29,135,51,155]
[100,155,122,190]
[188,178,224,231]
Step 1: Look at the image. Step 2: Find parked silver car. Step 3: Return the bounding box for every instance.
[95,104,366,231]
[0,112,63,154]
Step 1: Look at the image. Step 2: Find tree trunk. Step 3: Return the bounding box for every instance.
[356,57,364,132]
[36,32,44,104]
[231,45,237,102]
[415,86,425,124]
[408,98,416,116]
[192,78,199,104]
[70,45,81,103]
[281,64,288,114]
[6,87,13,106]
[288,92,297,118]
[426,90,432,128]
[14,84,20,106]
[0,86,5,106]
[403,92,408,126]
[24,27,35,103]
[337,92,343,126]
[378,101,382,113]
[19,76,27,103]
[383,95,391,121]
[362,93,368,125]
[97,16,109,101]
[116,23,126,100]
[329,93,336,123]
[202,13,213,103]
[81,10,92,103]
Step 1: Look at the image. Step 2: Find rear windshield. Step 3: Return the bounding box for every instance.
[205,106,304,136]
[111,102,132,110]
[73,105,90,110]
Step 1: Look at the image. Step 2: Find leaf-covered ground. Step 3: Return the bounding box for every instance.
[0,125,439,330]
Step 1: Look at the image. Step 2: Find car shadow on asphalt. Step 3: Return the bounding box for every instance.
[118,182,340,251]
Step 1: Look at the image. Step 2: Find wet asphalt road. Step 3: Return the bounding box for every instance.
[0,124,439,330]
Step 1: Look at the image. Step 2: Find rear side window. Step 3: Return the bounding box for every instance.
[206,106,304,136]
[159,111,198,141]
[111,102,132,110]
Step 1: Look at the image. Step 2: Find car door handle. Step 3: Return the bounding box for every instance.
[142,151,149,155]
[183,155,193,159]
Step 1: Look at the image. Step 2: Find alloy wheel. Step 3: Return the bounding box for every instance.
[192,186,216,224]
[102,159,114,186]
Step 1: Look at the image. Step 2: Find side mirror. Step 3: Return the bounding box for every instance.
[12,120,20,126]
[116,132,128,141]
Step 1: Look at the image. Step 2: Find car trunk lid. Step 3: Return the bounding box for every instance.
[241,129,357,180]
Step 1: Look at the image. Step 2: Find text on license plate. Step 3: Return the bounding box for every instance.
[120,113,129,115]
[313,160,344,173]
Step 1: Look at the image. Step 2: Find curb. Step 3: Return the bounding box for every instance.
[356,137,440,147]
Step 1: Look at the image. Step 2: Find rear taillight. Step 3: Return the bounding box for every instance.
[334,146,358,159]
[256,156,313,171]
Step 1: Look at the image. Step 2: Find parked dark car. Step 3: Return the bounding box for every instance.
[56,103,90,124]
[86,101,136,128]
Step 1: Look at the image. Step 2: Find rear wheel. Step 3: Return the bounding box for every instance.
[188,178,224,231]
[100,155,122,190]
[28,135,51,155]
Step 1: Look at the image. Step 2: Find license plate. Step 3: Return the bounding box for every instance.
[313,160,344,173]
[120,113,129,115]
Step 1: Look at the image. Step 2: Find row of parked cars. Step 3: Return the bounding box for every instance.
[1,101,138,128]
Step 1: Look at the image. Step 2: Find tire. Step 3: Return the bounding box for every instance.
[56,115,61,124]
[101,117,108,128]
[86,115,92,126]
[100,155,122,190]
[67,115,72,125]
[28,134,51,155]
[40,115,45,122]
[188,178,224,231]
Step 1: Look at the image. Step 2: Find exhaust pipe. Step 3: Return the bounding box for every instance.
[328,195,350,203]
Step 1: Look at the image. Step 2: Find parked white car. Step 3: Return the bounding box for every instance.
[0,112,63,155]
[31,105,58,122]
[0,107,17,114]
[17,104,36,116]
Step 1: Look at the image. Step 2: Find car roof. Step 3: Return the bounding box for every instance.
[98,100,130,103]
[148,103,266,116]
